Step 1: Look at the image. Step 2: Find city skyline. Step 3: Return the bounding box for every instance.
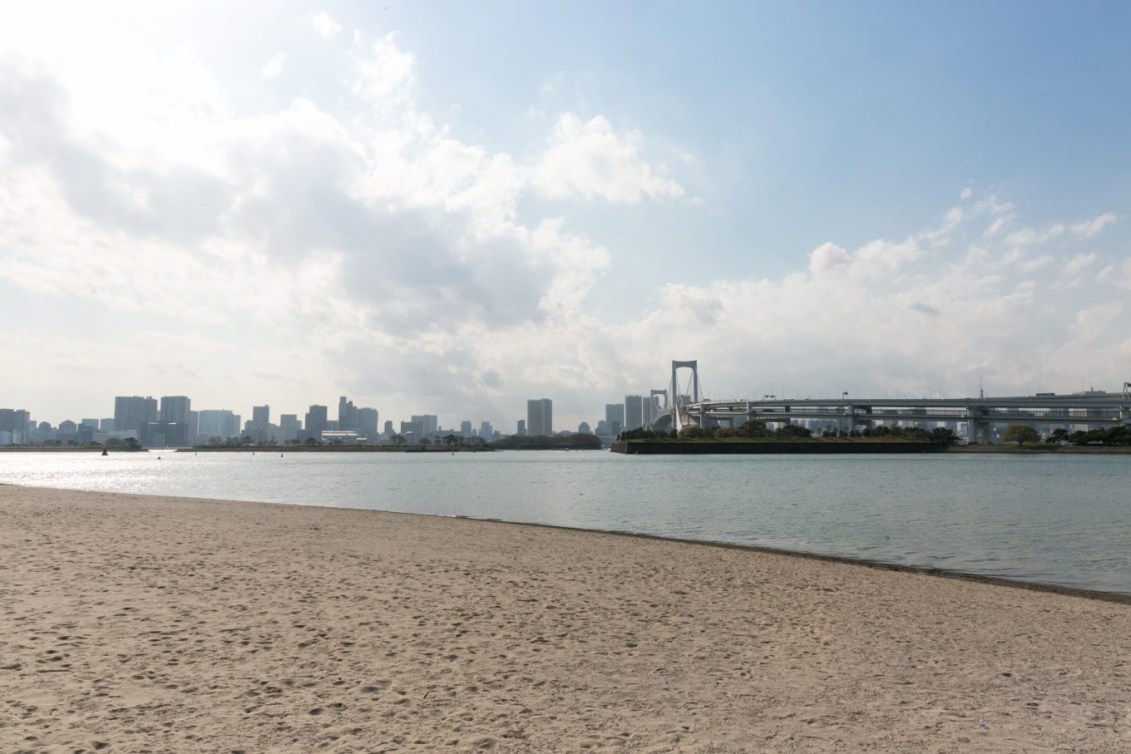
[2,3,1129,430]
[5,390,609,444]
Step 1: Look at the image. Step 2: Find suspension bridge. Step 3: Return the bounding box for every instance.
[648,360,1131,442]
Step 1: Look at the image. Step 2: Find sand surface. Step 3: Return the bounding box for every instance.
[2,485,1130,753]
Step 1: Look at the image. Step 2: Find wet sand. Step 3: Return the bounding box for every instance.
[2,484,1130,752]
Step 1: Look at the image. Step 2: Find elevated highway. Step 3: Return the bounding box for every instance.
[654,362,1131,441]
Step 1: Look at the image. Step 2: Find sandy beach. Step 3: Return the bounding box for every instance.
[2,484,1130,753]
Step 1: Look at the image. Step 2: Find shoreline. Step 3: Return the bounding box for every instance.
[3,481,1128,602]
[476,514,1131,606]
[3,483,1130,751]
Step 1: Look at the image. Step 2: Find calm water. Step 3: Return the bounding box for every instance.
[2,450,1129,595]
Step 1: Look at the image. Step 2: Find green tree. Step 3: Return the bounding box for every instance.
[736,419,768,437]
[1047,428,1070,444]
[929,427,957,445]
[774,423,812,439]
[1003,424,1041,446]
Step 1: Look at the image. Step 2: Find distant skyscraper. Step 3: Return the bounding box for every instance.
[197,410,241,441]
[578,422,591,434]
[357,408,379,440]
[605,403,625,436]
[114,396,157,435]
[244,405,274,444]
[160,396,191,425]
[460,420,473,438]
[279,414,301,443]
[479,421,494,441]
[527,398,552,437]
[0,408,31,444]
[411,414,439,437]
[338,396,357,431]
[383,420,394,438]
[156,396,193,447]
[624,395,644,431]
[305,405,328,439]
[517,419,527,436]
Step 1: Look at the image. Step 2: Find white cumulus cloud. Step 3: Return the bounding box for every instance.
[261,53,286,79]
[308,11,343,40]
[533,113,685,203]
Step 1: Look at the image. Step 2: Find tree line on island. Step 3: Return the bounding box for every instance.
[1002,424,1131,447]
[618,420,957,444]
[622,421,1131,448]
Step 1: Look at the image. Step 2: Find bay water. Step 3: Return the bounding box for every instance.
[2,450,1129,595]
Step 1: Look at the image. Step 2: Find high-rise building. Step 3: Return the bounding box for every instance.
[578,422,592,434]
[624,395,644,431]
[460,420,473,438]
[197,410,241,441]
[517,419,527,436]
[338,396,357,431]
[478,421,494,441]
[605,403,625,436]
[155,396,193,447]
[357,408,379,440]
[383,420,394,438]
[305,405,328,439]
[114,396,157,434]
[160,396,192,425]
[278,414,301,443]
[410,414,438,437]
[0,408,31,445]
[243,405,273,444]
[527,398,552,437]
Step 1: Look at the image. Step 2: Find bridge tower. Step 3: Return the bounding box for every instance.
[669,360,700,431]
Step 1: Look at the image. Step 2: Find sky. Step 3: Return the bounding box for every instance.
[2,0,1130,431]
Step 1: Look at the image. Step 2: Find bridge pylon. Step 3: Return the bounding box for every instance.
[669,360,700,431]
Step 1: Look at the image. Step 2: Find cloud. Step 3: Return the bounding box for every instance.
[533,113,685,203]
[0,27,635,421]
[1071,212,1117,239]
[351,34,416,112]
[1107,259,1131,290]
[808,242,850,275]
[3,16,1129,426]
[1004,224,1065,246]
[261,53,286,79]
[307,11,343,40]
[1020,254,1053,272]
[1064,252,1098,275]
[1070,302,1123,342]
[609,199,1131,401]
